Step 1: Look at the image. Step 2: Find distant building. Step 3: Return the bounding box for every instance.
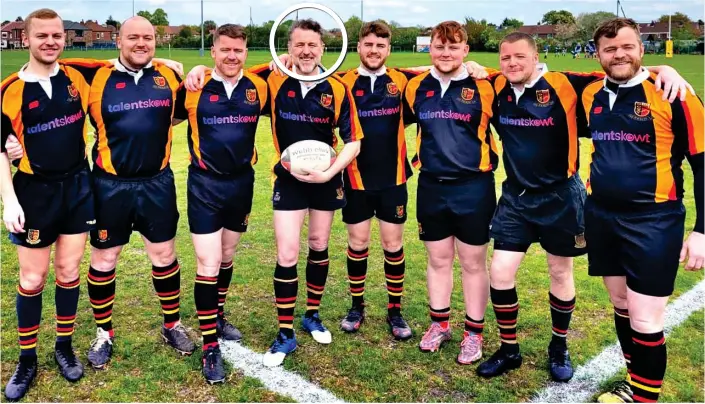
[82,20,117,46]
[516,24,556,39]
[1,21,25,49]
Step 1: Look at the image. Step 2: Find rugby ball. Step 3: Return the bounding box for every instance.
[281,140,337,175]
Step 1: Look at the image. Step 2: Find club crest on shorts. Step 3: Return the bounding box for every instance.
[67,84,79,99]
[461,87,474,101]
[336,187,344,200]
[26,229,40,245]
[574,233,587,249]
[387,82,399,96]
[273,191,281,202]
[153,76,167,88]
[321,93,333,108]
[395,205,405,218]
[536,89,550,104]
[98,229,109,242]
[634,102,651,117]
[246,88,257,103]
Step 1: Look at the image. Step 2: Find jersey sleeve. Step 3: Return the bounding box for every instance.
[247,63,272,81]
[402,88,417,125]
[60,58,111,85]
[563,71,605,96]
[336,87,364,143]
[174,83,188,120]
[1,112,12,153]
[397,68,422,81]
[672,93,705,232]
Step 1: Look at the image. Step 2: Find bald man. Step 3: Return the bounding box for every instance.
[71,16,193,369]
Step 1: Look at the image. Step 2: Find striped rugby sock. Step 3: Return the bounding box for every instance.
[429,306,450,328]
[87,266,115,338]
[194,275,219,351]
[464,314,484,335]
[274,263,298,337]
[613,307,632,372]
[549,292,575,346]
[17,284,44,357]
[217,261,234,318]
[346,246,368,309]
[55,277,80,344]
[384,248,405,316]
[630,329,666,403]
[152,259,181,329]
[305,248,329,318]
[491,286,520,354]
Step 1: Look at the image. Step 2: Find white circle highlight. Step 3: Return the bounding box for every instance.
[269,2,348,82]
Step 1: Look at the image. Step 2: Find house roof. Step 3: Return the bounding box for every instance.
[1,21,25,32]
[82,20,115,32]
[63,20,91,31]
[157,25,183,35]
[516,25,556,35]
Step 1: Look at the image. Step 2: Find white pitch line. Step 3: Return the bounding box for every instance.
[219,340,344,403]
[531,279,705,403]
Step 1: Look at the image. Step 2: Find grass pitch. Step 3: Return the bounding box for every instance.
[0,49,703,402]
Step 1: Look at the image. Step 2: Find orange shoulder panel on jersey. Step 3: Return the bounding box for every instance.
[476,79,496,171]
[243,71,268,112]
[59,58,112,68]
[247,63,270,75]
[339,69,359,89]
[681,92,705,155]
[493,74,508,95]
[154,63,181,92]
[643,79,677,202]
[581,81,603,125]
[404,71,430,113]
[266,74,289,161]
[1,77,30,173]
[62,65,91,108]
[185,74,212,166]
[329,77,363,142]
[90,66,118,175]
[544,72,579,177]
[387,68,410,92]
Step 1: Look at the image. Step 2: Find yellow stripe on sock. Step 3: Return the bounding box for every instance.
[630,381,661,394]
[278,324,294,329]
[306,288,323,295]
[162,308,180,315]
[56,331,74,336]
[348,279,365,284]
[158,293,180,301]
[20,343,37,349]
[276,303,296,309]
[384,258,404,265]
[96,316,112,324]
[387,291,403,297]
[91,300,114,309]
[56,319,75,324]
[351,292,364,297]
[386,278,404,283]
[194,279,217,285]
[152,268,180,280]
[87,278,115,286]
[18,330,38,337]
[201,329,217,336]
[198,314,217,320]
[274,277,298,283]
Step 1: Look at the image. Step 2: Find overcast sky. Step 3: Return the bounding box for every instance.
[2,0,703,29]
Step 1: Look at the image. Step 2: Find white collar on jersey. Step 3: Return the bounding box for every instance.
[357,64,387,77]
[509,63,548,103]
[357,64,387,92]
[602,67,650,94]
[18,62,60,99]
[114,57,153,85]
[430,66,469,97]
[211,68,243,99]
[294,65,325,98]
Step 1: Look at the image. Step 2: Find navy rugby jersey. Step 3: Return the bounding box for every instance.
[1,60,106,177]
[582,70,704,212]
[87,61,186,177]
[184,70,268,175]
[252,66,364,180]
[404,70,497,180]
[337,67,416,190]
[490,68,604,189]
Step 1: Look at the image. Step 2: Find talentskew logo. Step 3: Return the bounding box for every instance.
[357,106,400,118]
[203,115,259,125]
[25,110,84,134]
[278,110,331,124]
[418,109,471,122]
[107,98,171,113]
[591,130,651,143]
[499,116,555,127]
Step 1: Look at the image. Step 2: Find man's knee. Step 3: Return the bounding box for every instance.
[381,238,403,253]
[148,243,177,267]
[19,268,48,290]
[91,247,121,271]
[308,234,329,252]
[54,259,81,282]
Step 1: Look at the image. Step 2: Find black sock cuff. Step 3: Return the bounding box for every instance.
[89,266,115,277]
[614,306,630,317]
[632,329,665,345]
[429,306,450,314]
[347,245,369,257]
[465,314,484,323]
[308,248,329,261]
[56,277,80,289]
[275,263,297,279]
[491,286,518,304]
[383,247,404,259]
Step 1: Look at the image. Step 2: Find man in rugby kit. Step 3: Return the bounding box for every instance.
[581,18,703,403]
[0,9,106,400]
[183,24,268,384]
[403,21,497,365]
[476,31,691,381]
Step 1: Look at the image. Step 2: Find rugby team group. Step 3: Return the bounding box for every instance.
[1,6,703,403]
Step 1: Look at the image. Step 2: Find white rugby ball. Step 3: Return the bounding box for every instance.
[281,140,337,175]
